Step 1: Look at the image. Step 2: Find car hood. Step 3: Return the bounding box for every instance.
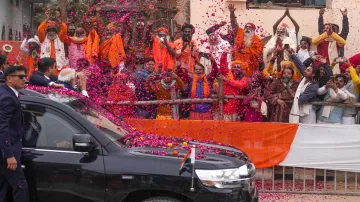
[120,132,250,169]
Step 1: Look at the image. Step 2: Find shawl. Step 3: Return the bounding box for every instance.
[161,80,179,119]
[40,36,67,71]
[100,33,126,68]
[289,78,312,123]
[85,29,100,65]
[191,74,210,99]
[152,37,175,72]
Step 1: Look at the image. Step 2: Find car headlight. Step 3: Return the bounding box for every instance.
[195,164,255,188]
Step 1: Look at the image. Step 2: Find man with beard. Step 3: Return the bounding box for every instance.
[265,66,299,123]
[201,21,232,71]
[66,27,88,68]
[146,70,185,120]
[228,4,262,76]
[38,14,68,75]
[99,22,126,72]
[215,54,249,121]
[67,24,76,37]
[312,23,346,74]
[317,74,355,124]
[20,36,41,78]
[132,19,154,64]
[264,8,300,67]
[174,23,199,74]
[152,28,176,72]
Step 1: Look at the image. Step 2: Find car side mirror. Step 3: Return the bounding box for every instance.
[73,134,96,152]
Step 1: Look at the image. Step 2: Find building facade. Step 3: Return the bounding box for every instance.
[0,0,33,41]
[191,0,360,58]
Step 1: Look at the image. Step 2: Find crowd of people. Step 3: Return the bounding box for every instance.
[5,4,360,125]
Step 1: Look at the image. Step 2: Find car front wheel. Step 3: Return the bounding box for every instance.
[142,197,182,202]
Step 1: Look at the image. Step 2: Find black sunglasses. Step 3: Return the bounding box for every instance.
[10,74,27,79]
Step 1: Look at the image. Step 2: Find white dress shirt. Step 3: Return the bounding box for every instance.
[9,86,19,98]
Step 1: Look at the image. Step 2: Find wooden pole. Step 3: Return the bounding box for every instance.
[218,79,224,121]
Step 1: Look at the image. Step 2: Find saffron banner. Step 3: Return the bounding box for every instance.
[126,119,298,168]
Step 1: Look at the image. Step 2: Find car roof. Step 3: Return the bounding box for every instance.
[19,88,112,147]
[20,89,48,98]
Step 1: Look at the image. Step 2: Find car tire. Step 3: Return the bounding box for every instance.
[141,197,182,202]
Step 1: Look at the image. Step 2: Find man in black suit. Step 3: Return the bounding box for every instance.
[0,55,8,81]
[29,57,64,88]
[0,66,29,202]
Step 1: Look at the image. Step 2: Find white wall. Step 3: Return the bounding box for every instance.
[0,0,32,41]
[190,0,360,58]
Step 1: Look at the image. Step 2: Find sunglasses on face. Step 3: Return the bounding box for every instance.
[10,74,27,79]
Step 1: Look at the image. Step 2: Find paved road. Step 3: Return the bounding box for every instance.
[259,193,360,202]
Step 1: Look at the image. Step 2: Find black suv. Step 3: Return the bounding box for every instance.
[18,88,258,202]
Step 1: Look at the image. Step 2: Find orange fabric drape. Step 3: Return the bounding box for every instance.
[191,74,210,98]
[152,37,175,72]
[85,29,100,65]
[27,56,37,78]
[100,33,126,68]
[234,28,263,76]
[126,119,298,168]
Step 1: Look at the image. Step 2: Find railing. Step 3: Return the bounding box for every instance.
[247,0,326,8]
[105,80,360,121]
[256,166,360,196]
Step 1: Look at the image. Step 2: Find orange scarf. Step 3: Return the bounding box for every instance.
[191,74,210,98]
[100,33,126,68]
[152,37,175,72]
[68,37,88,44]
[234,28,246,59]
[85,29,100,65]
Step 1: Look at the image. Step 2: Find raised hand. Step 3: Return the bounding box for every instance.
[228,4,236,13]
[219,21,227,27]
[340,8,348,16]
[319,8,325,16]
[284,8,290,17]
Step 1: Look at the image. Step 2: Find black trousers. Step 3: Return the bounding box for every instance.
[0,160,29,202]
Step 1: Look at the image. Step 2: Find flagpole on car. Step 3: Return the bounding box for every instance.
[190,145,196,192]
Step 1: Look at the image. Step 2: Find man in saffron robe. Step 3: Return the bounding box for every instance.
[38,19,68,75]
[174,23,199,74]
[20,36,41,78]
[152,28,176,72]
[99,23,126,72]
[228,4,262,76]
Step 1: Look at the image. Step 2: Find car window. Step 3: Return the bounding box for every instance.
[23,104,83,151]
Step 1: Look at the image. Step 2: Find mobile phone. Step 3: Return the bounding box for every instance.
[284,44,290,49]
[335,57,344,63]
[330,76,336,82]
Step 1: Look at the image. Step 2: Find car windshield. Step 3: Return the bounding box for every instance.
[47,93,129,143]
